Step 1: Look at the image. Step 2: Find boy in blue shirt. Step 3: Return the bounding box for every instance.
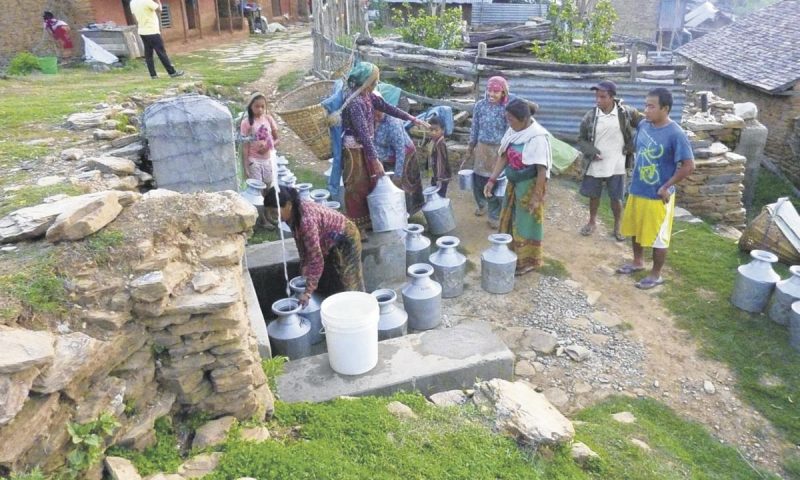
[616,88,695,289]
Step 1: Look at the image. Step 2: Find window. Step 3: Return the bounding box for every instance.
[160,3,172,27]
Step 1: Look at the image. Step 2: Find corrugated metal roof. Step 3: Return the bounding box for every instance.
[479,77,685,139]
[470,3,549,25]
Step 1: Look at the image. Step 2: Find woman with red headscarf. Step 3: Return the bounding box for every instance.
[42,11,74,57]
[468,76,513,229]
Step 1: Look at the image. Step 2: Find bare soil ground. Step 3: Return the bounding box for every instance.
[250,29,791,475]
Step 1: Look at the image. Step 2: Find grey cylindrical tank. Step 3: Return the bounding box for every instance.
[289,276,324,344]
[421,186,456,235]
[401,263,442,331]
[790,301,800,352]
[267,298,311,359]
[367,176,407,232]
[429,236,466,298]
[372,288,408,340]
[767,265,800,326]
[404,223,431,269]
[731,250,780,313]
[481,233,517,294]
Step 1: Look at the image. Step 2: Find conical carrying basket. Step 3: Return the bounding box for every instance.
[274,81,336,160]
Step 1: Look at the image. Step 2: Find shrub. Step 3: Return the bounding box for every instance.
[531,0,618,64]
[394,67,454,98]
[393,6,463,49]
[7,52,41,76]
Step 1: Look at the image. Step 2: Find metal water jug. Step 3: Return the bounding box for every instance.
[481,233,517,294]
[289,276,324,344]
[790,302,800,352]
[277,165,291,182]
[401,263,442,331]
[241,179,266,206]
[404,223,431,269]
[429,236,466,298]
[767,265,800,325]
[731,250,780,313]
[279,174,296,188]
[325,201,341,211]
[421,185,456,235]
[367,176,407,232]
[310,189,331,204]
[276,155,289,166]
[458,169,474,191]
[267,298,311,359]
[296,183,313,201]
[493,174,508,198]
[372,289,408,340]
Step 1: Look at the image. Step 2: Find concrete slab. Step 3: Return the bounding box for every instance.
[276,320,514,403]
[242,263,271,358]
[361,229,406,292]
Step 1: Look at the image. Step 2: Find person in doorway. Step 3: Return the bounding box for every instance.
[428,116,452,197]
[468,75,512,228]
[264,185,365,304]
[616,87,694,290]
[578,80,643,241]
[129,0,184,79]
[241,92,280,184]
[485,99,551,275]
[42,12,74,57]
[373,109,425,215]
[338,62,429,234]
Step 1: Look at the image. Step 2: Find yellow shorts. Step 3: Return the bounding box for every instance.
[620,194,675,248]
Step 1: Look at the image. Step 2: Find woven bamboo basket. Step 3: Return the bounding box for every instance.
[275,81,336,161]
[739,206,800,265]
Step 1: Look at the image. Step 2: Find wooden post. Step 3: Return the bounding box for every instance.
[475,42,487,101]
[196,0,204,39]
[226,0,233,33]
[215,0,221,34]
[177,0,189,42]
[629,42,638,81]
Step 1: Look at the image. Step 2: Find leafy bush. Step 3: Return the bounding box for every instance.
[394,67,454,98]
[531,0,618,64]
[7,52,41,76]
[393,6,463,49]
[61,412,120,479]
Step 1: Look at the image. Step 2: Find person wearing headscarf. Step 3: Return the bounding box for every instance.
[468,76,513,228]
[340,62,429,234]
[373,109,425,215]
[484,99,552,276]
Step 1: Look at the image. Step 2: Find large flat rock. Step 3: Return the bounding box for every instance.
[276,320,514,403]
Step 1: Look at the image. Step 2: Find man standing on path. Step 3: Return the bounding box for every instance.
[616,87,694,290]
[578,80,642,241]
[130,0,184,79]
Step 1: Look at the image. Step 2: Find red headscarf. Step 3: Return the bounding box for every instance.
[486,76,509,104]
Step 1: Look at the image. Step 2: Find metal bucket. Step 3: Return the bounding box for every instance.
[458,169,474,191]
[493,174,508,198]
[367,176,408,232]
[267,298,311,360]
[731,250,780,313]
[421,185,456,235]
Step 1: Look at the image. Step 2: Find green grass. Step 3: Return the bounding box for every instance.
[106,418,182,477]
[261,355,288,393]
[107,392,772,480]
[0,252,66,322]
[84,229,125,266]
[539,257,569,279]
[751,169,800,219]
[0,183,86,217]
[276,69,305,93]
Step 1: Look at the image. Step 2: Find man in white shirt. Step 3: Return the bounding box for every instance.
[577,81,642,241]
[130,0,184,79]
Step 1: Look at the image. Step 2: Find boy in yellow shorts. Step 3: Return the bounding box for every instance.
[616,88,695,289]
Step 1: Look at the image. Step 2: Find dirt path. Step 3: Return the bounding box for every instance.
[252,29,790,475]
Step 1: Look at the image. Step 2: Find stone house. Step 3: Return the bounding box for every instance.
[0,0,305,60]
[676,0,800,184]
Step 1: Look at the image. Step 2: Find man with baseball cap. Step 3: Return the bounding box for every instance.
[577,80,642,241]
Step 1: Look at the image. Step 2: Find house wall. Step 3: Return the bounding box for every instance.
[609,0,659,41]
[688,62,800,184]
[90,0,129,25]
[0,0,95,59]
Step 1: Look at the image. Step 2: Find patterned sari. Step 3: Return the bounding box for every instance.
[498,144,545,271]
[317,220,365,294]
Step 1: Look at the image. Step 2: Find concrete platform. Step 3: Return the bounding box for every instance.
[276,320,514,403]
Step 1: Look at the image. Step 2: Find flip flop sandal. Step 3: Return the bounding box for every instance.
[635,277,664,290]
[580,224,595,236]
[616,264,644,275]
[614,232,626,242]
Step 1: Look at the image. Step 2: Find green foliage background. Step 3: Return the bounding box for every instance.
[531,0,618,64]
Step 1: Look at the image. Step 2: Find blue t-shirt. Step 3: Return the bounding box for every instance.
[629,120,694,200]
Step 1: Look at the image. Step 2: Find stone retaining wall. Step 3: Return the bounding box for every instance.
[0,190,273,477]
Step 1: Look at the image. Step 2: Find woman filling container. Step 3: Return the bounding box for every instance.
[340,62,429,232]
[264,186,365,305]
[373,109,425,215]
[484,99,552,275]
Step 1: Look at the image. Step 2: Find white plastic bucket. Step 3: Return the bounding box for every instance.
[320,292,380,375]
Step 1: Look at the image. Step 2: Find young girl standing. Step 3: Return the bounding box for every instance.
[241,93,280,185]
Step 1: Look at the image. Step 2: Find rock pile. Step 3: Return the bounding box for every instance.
[680,92,748,227]
[0,190,273,476]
